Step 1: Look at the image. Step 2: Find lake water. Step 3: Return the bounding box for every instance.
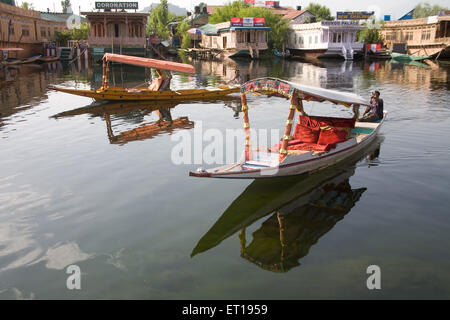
[0,57,449,299]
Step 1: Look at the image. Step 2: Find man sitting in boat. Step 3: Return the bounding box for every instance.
[148,69,172,91]
[359,91,383,122]
[228,69,242,85]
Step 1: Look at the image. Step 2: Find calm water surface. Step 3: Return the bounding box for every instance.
[0,58,449,299]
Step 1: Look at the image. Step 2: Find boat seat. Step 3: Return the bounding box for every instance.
[354,122,379,129]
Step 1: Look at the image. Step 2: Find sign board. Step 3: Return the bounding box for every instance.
[95,2,139,10]
[265,1,279,6]
[231,17,265,27]
[336,11,374,20]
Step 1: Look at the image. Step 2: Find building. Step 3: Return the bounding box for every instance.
[81,3,149,61]
[287,20,364,60]
[0,2,68,58]
[380,15,450,58]
[199,18,270,59]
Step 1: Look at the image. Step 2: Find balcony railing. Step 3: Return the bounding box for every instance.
[88,36,146,46]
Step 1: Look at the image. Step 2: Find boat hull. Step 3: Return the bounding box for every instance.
[190,114,386,179]
[50,86,240,101]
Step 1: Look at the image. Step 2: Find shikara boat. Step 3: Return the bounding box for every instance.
[190,77,386,179]
[390,52,430,62]
[50,53,240,101]
[38,56,59,63]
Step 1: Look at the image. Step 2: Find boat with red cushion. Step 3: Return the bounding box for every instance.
[190,77,386,179]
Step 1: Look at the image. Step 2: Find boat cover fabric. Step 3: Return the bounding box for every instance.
[103,53,195,73]
[242,78,371,107]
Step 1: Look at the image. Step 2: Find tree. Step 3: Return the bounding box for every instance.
[413,2,449,18]
[306,3,334,21]
[177,20,192,49]
[357,20,384,44]
[208,1,290,50]
[147,0,172,39]
[20,1,34,10]
[72,23,89,40]
[61,0,71,14]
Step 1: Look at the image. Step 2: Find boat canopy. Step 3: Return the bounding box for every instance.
[239,77,371,162]
[0,48,24,51]
[241,77,370,107]
[102,53,195,74]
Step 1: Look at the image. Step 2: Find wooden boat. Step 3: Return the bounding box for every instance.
[190,77,386,179]
[38,56,59,63]
[1,54,42,66]
[50,53,240,101]
[0,48,23,67]
[390,52,430,62]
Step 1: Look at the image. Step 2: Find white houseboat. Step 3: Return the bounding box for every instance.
[287,20,364,60]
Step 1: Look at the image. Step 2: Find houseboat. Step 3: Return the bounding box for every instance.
[0,2,68,59]
[287,20,364,60]
[81,2,149,62]
[199,18,270,59]
[380,15,450,58]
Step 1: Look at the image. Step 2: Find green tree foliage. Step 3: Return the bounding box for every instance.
[147,0,173,39]
[55,30,72,46]
[357,20,384,44]
[54,23,88,45]
[177,20,192,49]
[20,1,34,10]
[61,0,71,13]
[413,2,449,18]
[71,23,89,40]
[306,3,334,21]
[208,1,290,50]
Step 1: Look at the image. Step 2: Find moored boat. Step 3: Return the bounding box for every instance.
[190,77,386,179]
[38,56,60,63]
[50,53,240,101]
[390,52,430,61]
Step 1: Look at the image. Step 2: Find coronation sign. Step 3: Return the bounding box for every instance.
[95,2,139,10]
[231,17,265,27]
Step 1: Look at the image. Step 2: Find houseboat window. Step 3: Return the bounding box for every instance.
[315,35,318,43]
[309,36,312,44]
[48,28,51,36]
[21,26,30,37]
[332,33,337,43]
[299,36,303,44]
[337,33,342,43]
[41,27,46,37]
[421,30,431,40]
[114,24,119,38]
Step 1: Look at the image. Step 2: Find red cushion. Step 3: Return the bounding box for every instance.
[293,124,320,143]
[317,128,349,146]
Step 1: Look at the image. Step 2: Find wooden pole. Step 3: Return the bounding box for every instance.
[241,93,251,161]
[279,92,299,162]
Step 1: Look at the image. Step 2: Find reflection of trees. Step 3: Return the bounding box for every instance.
[192,141,382,273]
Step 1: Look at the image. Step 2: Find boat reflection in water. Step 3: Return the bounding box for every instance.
[192,139,382,273]
[51,97,241,145]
